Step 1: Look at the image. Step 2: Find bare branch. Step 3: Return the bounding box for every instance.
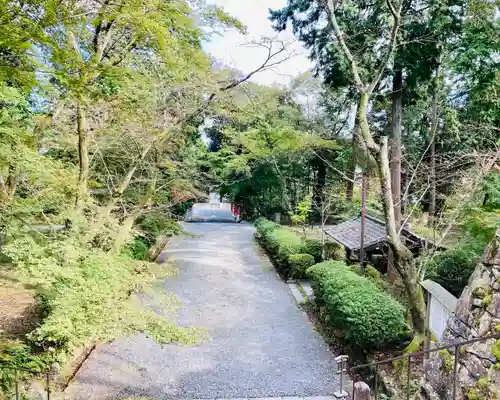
[219,37,297,91]
[322,0,365,90]
[367,0,401,93]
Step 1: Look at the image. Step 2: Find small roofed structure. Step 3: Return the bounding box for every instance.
[324,214,442,272]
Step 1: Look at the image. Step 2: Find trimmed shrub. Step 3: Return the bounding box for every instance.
[303,239,323,262]
[267,228,304,271]
[289,253,316,279]
[425,245,479,297]
[255,218,324,277]
[255,217,278,236]
[307,261,407,349]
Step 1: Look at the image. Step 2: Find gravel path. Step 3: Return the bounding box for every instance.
[65,222,339,399]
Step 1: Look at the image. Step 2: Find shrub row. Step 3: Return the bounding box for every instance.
[254,217,321,278]
[307,261,408,350]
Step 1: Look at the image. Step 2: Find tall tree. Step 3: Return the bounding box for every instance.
[271,0,429,342]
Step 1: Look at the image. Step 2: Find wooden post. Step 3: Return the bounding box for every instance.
[424,288,432,355]
[353,381,371,400]
[359,171,367,274]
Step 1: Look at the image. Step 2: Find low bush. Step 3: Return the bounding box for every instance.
[288,253,316,279]
[424,245,479,297]
[303,239,323,262]
[307,261,407,349]
[255,217,323,277]
[267,229,304,276]
[254,217,279,237]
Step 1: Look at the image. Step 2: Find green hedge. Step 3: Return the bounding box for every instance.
[255,218,322,277]
[307,261,407,349]
[303,239,323,262]
[289,253,316,279]
[254,217,279,238]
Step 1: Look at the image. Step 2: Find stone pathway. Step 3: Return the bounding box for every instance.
[65,222,340,399]
[187,397,338,400]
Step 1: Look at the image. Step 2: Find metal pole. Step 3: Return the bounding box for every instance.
[359,171,367,274]
[424,290,432,356]
[406,357,411,400]
[374,364,379,400]
[15,369,20,400]
[46,372,50,400]
[452,344,459,399]
[339,365,344,395]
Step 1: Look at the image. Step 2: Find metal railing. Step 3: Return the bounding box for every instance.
[0,365,51,400]
[350,332,500,400]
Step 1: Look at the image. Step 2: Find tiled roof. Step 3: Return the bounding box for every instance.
[323,214,440,252]
[324,215,387,251]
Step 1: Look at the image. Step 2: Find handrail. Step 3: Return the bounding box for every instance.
[0,365,47,374]
[350,332,500,400]
[351,331,500,371]
[0,364,51,399]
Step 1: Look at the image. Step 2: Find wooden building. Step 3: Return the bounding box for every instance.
[324,214,442,275]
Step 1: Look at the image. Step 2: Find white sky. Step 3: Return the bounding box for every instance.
[203,0,312,87]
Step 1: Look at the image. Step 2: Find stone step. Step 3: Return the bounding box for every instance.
[287,282,307,304]
[297,280,314,300]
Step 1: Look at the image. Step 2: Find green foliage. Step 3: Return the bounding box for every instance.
[2,231,204,355]
[124,237,150,261]
[364,265,387,290]
[491,340,500,361]
[136,213,183,243]
[0,341,46,392]
[254,217,279,237]
[267,228,304,268]
[255,218,321,277]
[425,245,479,297]
[288,253,316,279]
[290,197,312,235]
[303,239,323,263]
[307,261,407,349]
[439,349,454,372]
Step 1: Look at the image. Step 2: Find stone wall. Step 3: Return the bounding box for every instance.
[420,230,500,399]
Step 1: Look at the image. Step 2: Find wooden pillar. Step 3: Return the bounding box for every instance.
[353,381,371,400]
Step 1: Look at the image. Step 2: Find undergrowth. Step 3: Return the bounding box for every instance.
[0,223,205,394]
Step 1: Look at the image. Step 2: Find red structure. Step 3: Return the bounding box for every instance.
[231,204,242,221]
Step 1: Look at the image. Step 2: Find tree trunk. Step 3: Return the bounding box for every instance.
[76,102,89,209]
[0,168,16,204]
[429,138,436,225]
[378,136,426,336]
[390,69,403,227]
[346,116,359,202]
[313,151,327,223]
[112,176,157,253]
[388,69,403,282]
[428,64,440,228]
[358,93,426,338]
